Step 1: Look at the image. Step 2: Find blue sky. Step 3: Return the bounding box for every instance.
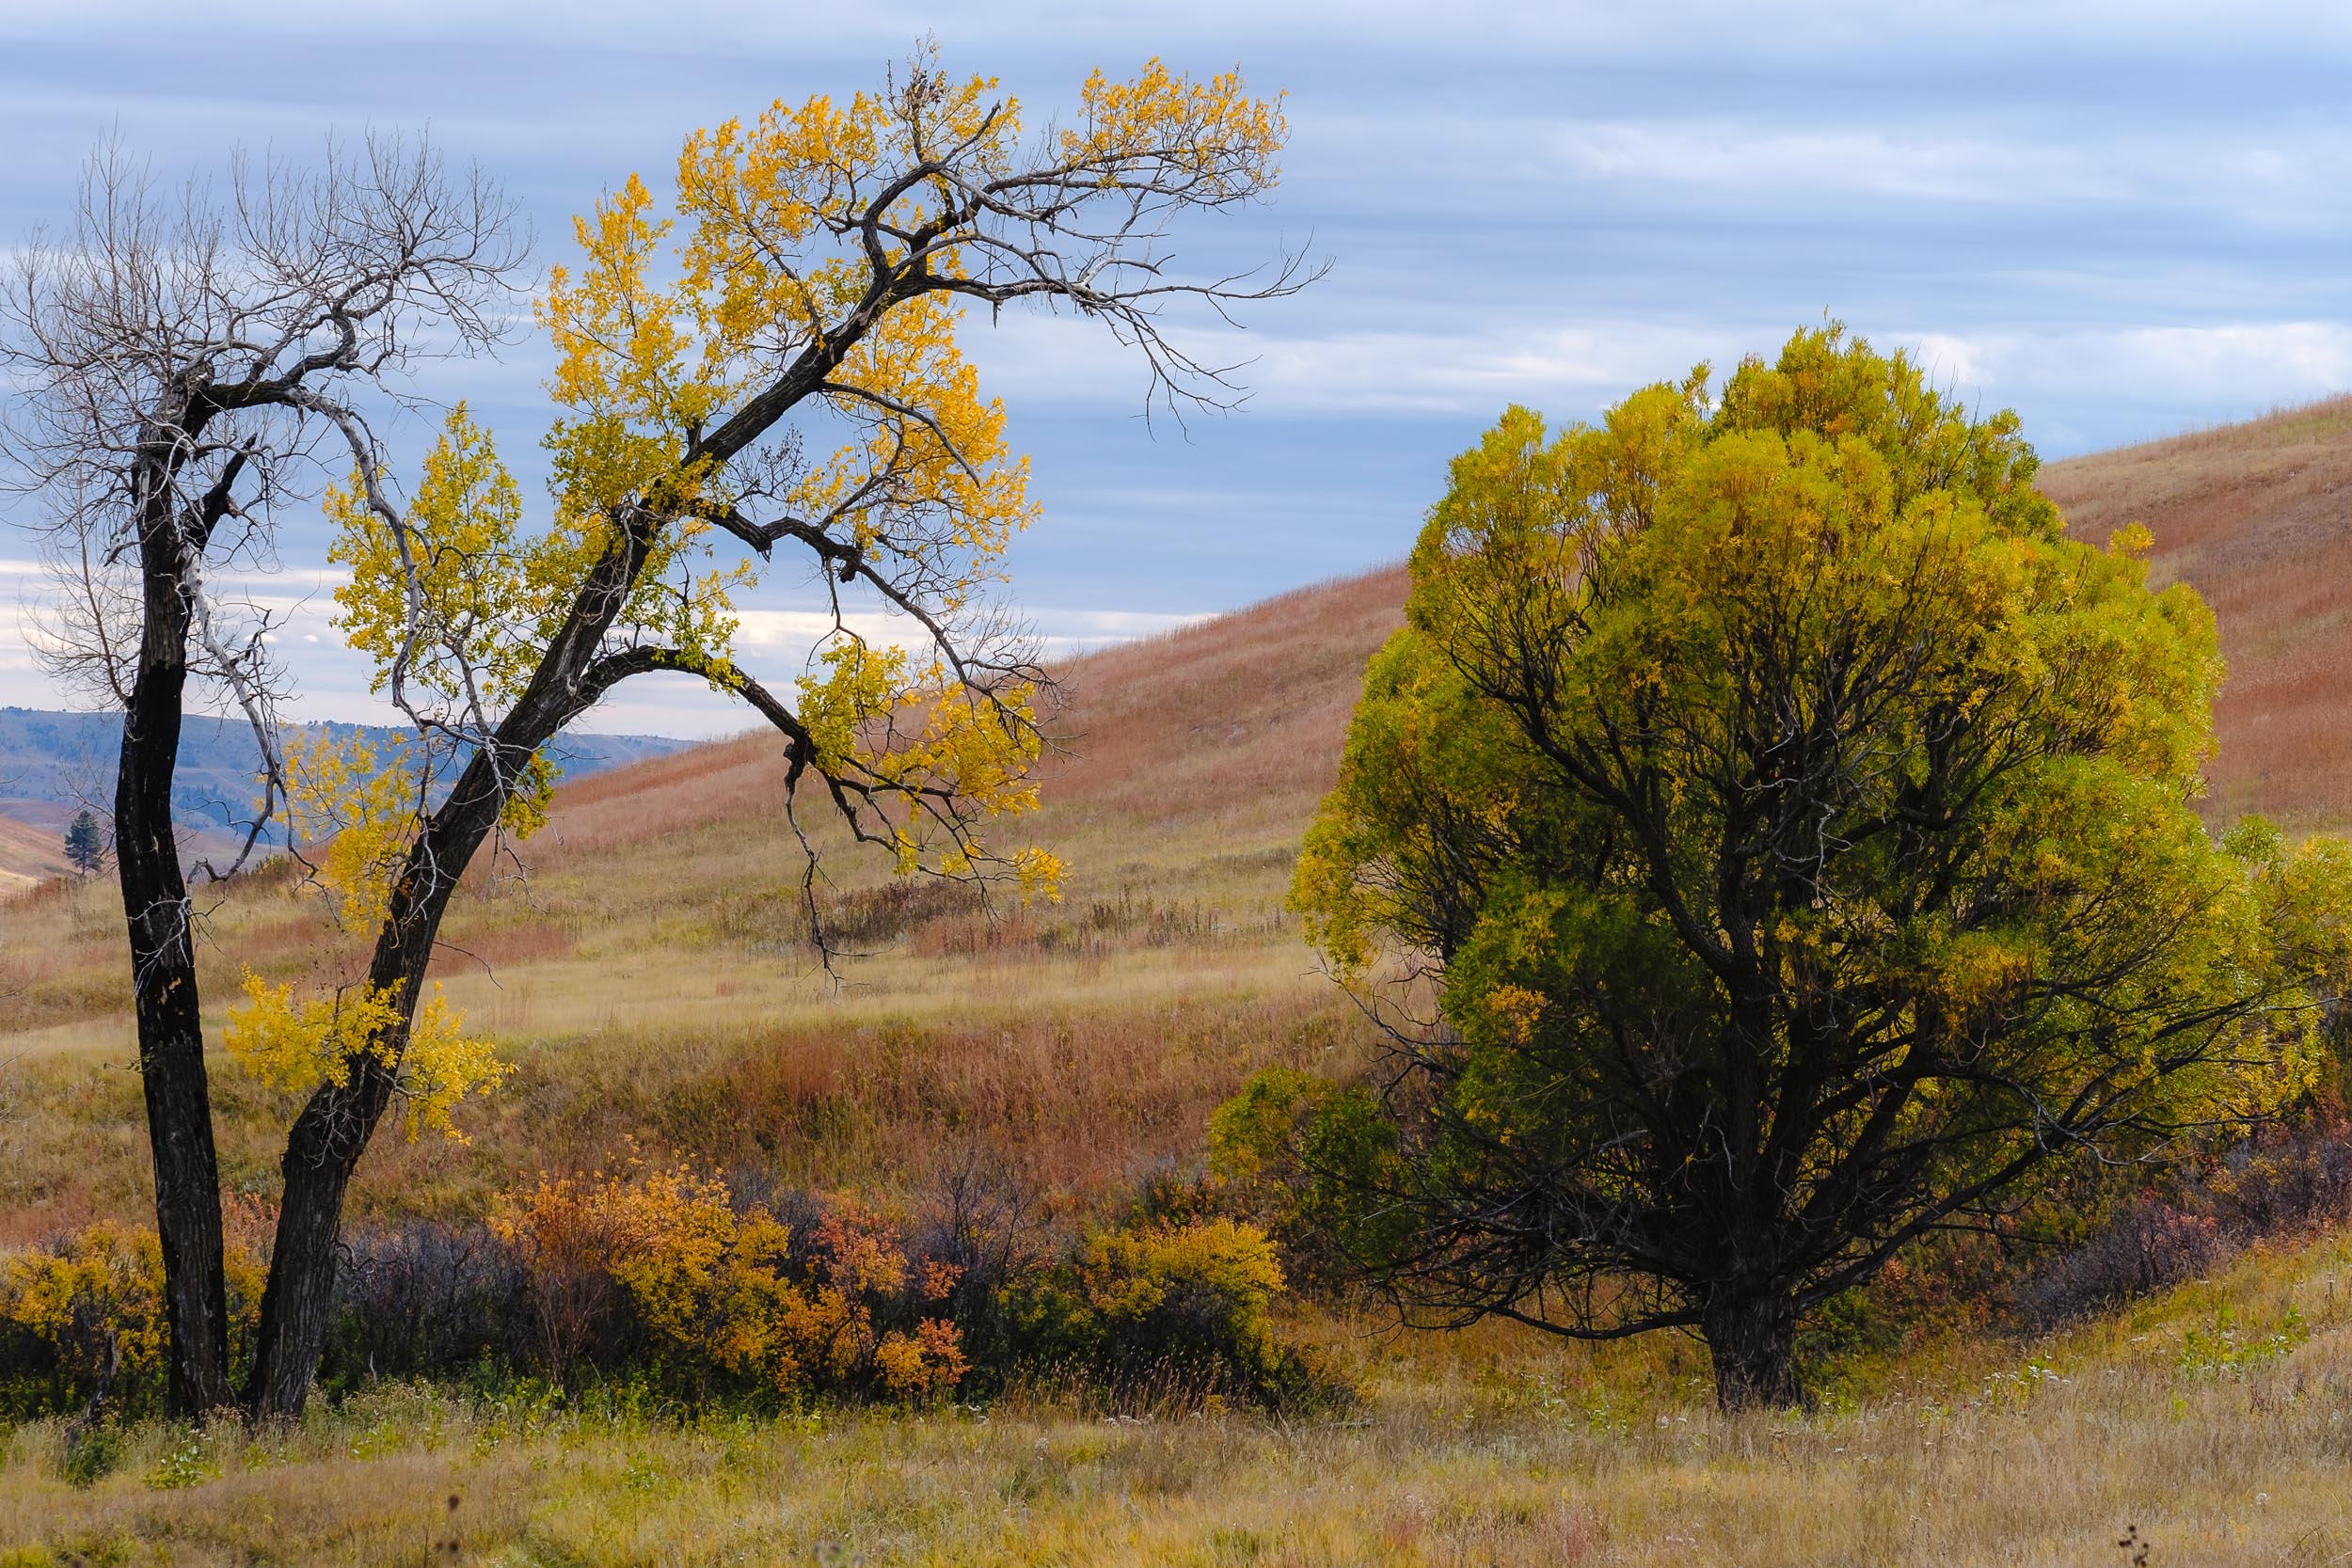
[7,1,2352,736]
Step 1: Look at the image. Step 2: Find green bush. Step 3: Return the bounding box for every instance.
[1002,1216,1337,1409]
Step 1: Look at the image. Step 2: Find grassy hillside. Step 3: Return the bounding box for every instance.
[8,403,2352,1236]
[0,565,1411,1243]
[6,404,2352,1563]
[2042,394,2352,825]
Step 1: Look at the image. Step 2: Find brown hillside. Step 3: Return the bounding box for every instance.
[2042,396,2352,825]
[541,563,1411,873]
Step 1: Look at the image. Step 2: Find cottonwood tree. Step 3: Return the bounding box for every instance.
[21,54,1308,1419]
[1233,326,2349,1410]
[0,138,527,1415]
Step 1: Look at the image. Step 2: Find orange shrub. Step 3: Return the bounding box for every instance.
[488,1163,964,1402]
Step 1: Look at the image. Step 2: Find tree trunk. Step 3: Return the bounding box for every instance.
[243,1078,383,1418]
[242,523,659,1419]
[117,568,233,1418]
[1702,1290,1803,1412]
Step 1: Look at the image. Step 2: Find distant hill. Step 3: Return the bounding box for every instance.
[0,708,690,888]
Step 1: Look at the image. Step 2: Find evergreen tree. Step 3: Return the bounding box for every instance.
[62,808,103,876]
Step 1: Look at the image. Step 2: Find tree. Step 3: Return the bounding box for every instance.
[10,53,1308,1418]
[1,135,527,1415]
[62,809,104,876]
[1248,326,2347,1410]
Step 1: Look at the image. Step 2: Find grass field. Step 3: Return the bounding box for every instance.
[6,406,2352,1561]
[4,1234,2347,1565]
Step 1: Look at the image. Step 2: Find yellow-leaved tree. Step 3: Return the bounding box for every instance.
[223,50,1307,1419]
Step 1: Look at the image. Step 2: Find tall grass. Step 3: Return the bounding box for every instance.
[5,1233,2350,1565]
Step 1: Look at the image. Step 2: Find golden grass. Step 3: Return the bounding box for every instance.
[5,1233,2350,1566]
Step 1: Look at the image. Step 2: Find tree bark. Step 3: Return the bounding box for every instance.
[1702,1290,1803,1413]
[117,481,233,1418]
[242,537,650,1418]
[243,1071,386,1418]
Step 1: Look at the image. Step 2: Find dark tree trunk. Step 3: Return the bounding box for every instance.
[242,537,652,1418]
[118,478,233,1418]
[1702,1290,1803,1413]
[243,1073,386,1418]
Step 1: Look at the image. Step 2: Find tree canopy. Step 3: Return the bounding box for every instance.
[1234,325,2351,1409]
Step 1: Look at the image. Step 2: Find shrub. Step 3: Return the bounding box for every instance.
[0,1223,264,1420]
[2016,1196,2223,1328]
[488,1163,965,1402]
[321,1221,531,1392]
[1206,1067,1359,1293]
[1003,1216,1334,1409]
[2012,1116,2352,1329]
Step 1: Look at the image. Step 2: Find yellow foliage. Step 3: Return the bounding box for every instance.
[0,1225,164,1382]
[0,1223,266,1415]
[1079,1218,1286,1326]
[224,971,509,1144]
[280,727,422,932]
[488,1164,964,1400]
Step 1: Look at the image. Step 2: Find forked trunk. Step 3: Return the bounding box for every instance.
[1702,1290,1803,1413]
[243,1093,378,1418]
[242,514,656,1418]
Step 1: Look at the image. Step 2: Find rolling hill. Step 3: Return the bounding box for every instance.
[8,398,2352,1566]
[6,396,2352,1241]
[0,710,691,887]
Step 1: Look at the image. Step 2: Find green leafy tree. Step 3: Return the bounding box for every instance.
[62,809,103,876]
[1245,325,2350,1409]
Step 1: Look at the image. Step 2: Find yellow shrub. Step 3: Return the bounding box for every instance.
[0,1224,267,1418]
[1080,1218,1285,1326]
[487,1164,964,1402]
[1006,1216,1320,1407]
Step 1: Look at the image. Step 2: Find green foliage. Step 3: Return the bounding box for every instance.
[1001,1217,1333,1409]
[2175,1304,2308,1378]
[1272,322,2352,1405]
[59,811,102,877]
[56,1423,121,1490]
[140,1433,220,1490]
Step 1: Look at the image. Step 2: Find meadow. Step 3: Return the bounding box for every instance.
[6,404,2352,1562]
[4,1236,2348,1566]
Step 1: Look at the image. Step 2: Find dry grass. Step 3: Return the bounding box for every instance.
[2043,394,2352,826]
[0,558,1403,1238]
[4,1233,2350,1565]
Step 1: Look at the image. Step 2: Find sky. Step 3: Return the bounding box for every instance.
[6,0,2352,737]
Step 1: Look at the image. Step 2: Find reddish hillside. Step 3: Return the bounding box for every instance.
[2042,396,2352,824]
[544,565,1412,867]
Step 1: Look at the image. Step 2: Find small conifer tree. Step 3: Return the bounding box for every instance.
[63,808,103,876]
